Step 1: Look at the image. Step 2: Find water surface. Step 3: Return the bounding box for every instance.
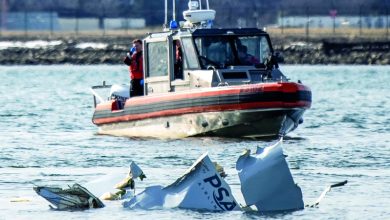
[0,65,389,219]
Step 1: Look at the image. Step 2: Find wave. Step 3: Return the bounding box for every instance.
[0,113,39,117]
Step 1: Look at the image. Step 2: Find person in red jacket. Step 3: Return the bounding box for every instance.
[126,39,144,97]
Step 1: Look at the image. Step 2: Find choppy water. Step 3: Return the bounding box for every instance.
[0,65,389,219]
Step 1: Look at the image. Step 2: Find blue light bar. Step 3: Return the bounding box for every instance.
[170,20,178,29]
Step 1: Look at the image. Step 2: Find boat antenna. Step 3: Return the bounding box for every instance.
[164,0,168,28]
[173,0,176,21]
[164,0,179,30]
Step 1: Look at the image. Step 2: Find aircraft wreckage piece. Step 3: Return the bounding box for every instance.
[123,153,239,211]
[86,161,146,201]
[34,161,145,210]
[35,143,335,212]
[33,183,104,210]
[236,138,304,212]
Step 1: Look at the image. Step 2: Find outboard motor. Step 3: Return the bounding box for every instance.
[110,84,130,100]
[109,84,130,111]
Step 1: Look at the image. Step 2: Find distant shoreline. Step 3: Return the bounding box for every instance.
[0,33,389,65]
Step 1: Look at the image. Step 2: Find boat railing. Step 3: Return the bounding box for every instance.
[90,81,112,108]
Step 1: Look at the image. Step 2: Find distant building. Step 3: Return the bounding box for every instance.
[0,12,145,31]
[59,18,145,31]
[277,15,388,28]
[2,12,60,30]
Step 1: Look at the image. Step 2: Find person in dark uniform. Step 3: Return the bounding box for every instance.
[174,40,183,80]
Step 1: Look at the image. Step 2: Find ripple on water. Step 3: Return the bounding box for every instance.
[341,114,365,124]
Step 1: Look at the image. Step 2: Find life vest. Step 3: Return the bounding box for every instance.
[129,51,143,79]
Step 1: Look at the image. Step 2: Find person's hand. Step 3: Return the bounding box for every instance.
[130,47,136,55]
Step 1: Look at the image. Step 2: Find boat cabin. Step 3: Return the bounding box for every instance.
[143,28,283,95]
[90,0,311,139]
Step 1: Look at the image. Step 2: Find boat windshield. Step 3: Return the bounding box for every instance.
[193,35,272,69]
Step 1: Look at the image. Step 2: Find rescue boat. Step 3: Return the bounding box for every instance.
[90,0,311,139]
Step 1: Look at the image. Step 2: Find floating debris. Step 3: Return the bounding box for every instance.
[236,139,304,212]
[101,161,146,201]
[307,180,348,208]
[34,142,346,213]
[10,197,31,203]
[33,183,104,210]
[123,153,239,211]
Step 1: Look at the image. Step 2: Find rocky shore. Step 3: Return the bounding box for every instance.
[0,35,389,65]
[271,37,390,65]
